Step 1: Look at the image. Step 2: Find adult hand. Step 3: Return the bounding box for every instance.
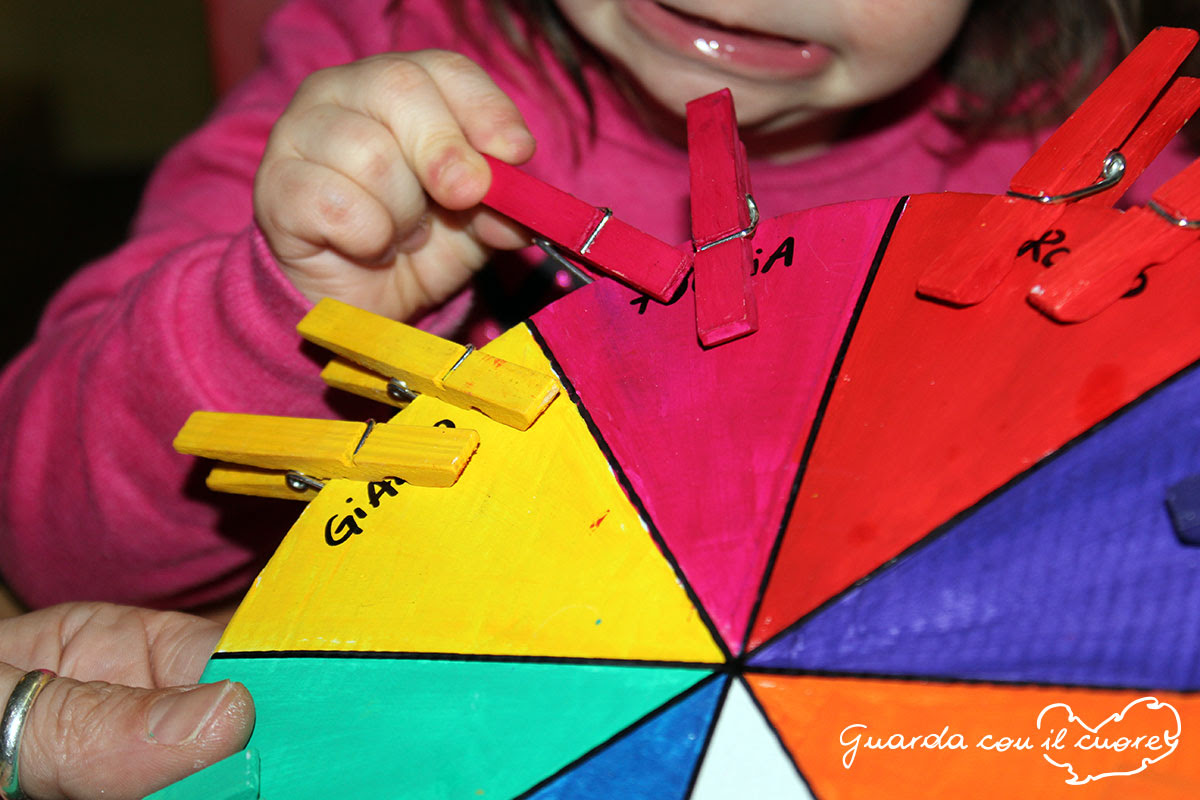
[0,602,253,800]
[255,50,536,321]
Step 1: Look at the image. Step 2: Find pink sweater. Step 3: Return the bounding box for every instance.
[1,0,1192,608]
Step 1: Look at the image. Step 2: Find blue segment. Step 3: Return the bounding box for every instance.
[524,675,726,800]
[750,367,1200,690]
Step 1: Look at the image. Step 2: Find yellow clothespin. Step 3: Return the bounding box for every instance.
[297,299,560,430]
[320,357,404,408]
[173,412,480,498]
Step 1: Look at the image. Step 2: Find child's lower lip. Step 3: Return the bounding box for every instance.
[622,0,833,79]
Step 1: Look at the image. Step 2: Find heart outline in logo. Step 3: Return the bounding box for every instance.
[1036,696,1181,785]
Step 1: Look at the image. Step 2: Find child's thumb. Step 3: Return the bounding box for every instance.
[1,667,253,800]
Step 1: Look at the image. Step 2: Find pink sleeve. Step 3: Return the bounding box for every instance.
[0,0,458,609]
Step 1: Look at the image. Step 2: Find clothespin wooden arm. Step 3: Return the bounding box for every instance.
[206,464,322,501]
[1029,153,1200,322]
[174,411,480,489]
[917,27,1199,307]
[1067,76,1200,210]
[1010,27,1198,200]
[686,89,759,347]
[481,155,692,302]
[297,298,559,430]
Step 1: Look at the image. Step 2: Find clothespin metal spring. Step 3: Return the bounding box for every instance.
[285,472,325,493]
[580,209,613,254]
[1007,152,1127,205]
[694,195,760,253]
[533,239,595,287]
[1149,199,1200,228]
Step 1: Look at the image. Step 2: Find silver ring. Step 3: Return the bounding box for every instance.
[0,669,55,800]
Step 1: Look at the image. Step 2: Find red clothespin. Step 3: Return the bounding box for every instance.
[481,155,691,302]
[1029,153,1200,322]
[687,90,759,346]
[917,27,1199,306]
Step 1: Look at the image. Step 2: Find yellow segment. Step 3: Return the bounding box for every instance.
[206,464,317,501]
[298,298,465,396]
[218,324,723,664]
[320,358,405,409]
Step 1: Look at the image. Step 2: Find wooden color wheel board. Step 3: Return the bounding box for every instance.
[155,30,1200,800]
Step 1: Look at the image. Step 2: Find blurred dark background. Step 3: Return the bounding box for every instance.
[0,1,266,368]
[0,0,275,615]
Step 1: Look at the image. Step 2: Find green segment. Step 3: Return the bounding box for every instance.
[201,656,711,799]
[144,749,259,800]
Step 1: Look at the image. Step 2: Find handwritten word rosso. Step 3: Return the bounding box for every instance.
[1017,228,1147,297]
[1018,229,1070,268]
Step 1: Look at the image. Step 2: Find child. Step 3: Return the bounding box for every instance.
[0,0,1195,612]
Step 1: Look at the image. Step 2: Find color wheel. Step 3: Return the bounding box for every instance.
[164,190,1200,798]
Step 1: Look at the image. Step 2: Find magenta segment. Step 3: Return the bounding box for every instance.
[530,198,899,652]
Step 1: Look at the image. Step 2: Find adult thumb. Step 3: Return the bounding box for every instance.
[0,665,253,800]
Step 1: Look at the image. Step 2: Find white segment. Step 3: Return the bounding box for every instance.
[690,678,815,800]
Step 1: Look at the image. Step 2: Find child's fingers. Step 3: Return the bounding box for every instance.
[335,56,492,211]
[468,208,534,252]
[399,50,536,162]
[255,157,399,266]
[281,103,428,245]
[335,52,534,211]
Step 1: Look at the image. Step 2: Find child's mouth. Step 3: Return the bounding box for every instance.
[624,0,833,79]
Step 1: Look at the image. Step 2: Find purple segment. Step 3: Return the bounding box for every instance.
[749,366,1200,690]
[1165,474,1200,545]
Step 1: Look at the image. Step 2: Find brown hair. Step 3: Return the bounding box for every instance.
[453,0,1200,141]
[942,0,1200,138]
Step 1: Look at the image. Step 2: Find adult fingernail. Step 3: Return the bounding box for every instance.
[147,681,233,746]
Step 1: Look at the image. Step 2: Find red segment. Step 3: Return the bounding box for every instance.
[533,199,900,653]
[750,191,1200,651]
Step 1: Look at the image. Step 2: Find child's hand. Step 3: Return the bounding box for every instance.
[254,51,536,320]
